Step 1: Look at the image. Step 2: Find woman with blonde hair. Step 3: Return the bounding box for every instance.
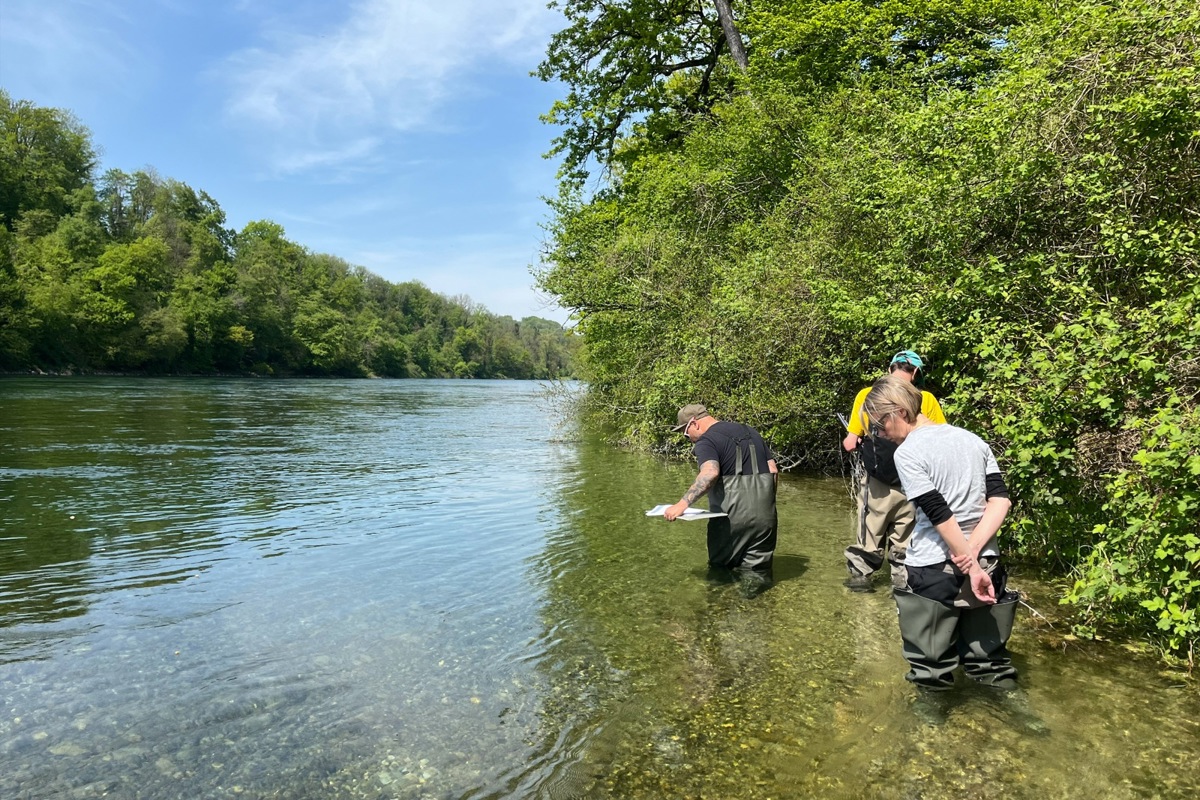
[841,350,946,592]
[862,376,1018,690]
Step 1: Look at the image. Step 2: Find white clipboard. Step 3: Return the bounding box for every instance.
[645,504,727,520]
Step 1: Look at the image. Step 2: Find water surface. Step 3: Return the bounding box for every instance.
[0,377,1196,799]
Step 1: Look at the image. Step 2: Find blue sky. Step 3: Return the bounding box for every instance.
[0,0,571,321]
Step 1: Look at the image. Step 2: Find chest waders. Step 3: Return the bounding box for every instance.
[894,581,1019,690]
[706,427,777,571]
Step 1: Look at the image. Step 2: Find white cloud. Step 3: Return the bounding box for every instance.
[0,1,147,102]
[219,0,558,175]
[271,136,383,177]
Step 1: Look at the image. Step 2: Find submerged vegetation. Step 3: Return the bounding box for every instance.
[0,89,578,379]
[535,0,1199,666]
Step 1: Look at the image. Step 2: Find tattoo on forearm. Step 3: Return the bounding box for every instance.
[681,462,719,505]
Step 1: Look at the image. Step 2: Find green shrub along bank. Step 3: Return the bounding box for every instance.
[0,91,578,379]
[536,0,1199,667]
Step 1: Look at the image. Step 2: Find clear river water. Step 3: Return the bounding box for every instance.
[0,377,1196,800]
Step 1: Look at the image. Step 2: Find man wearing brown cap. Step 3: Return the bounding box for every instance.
[665,404,779,582]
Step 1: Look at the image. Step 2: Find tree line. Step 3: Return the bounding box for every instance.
[0,90,578,380]
[535,0,1198,667]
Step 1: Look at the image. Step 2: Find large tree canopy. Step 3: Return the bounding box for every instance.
[537,0,750,185]
[0,90,96,231]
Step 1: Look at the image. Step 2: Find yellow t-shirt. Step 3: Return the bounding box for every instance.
[846,386,946,436]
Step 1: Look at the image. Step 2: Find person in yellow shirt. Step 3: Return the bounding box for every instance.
[841,351,946,592]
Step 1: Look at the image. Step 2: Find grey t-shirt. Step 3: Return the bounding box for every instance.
[894,423,1002,568]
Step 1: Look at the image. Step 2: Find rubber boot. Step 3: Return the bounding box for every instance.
[735,565,774,599]
[979,686,1048,735]
[957,591,1019,689]
[893,588,960,690]
[843,568,874,593]
[910,688,954,727]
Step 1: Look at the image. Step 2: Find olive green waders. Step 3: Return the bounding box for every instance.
[705,430,777,573]
[893,588,1019,690]
[958,593,1019,688]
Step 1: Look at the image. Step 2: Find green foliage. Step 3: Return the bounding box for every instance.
[747,0,1035,92]
[539,0,1200,663]
[537,0,746,185]
[0,90,96,229]
[0,101,580,380]
[1067,394,1200,664]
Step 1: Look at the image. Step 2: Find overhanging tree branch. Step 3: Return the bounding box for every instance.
[538,0,748,184]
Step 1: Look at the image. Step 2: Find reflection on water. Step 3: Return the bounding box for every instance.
[0,377,1196,799]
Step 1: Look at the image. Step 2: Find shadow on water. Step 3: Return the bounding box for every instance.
[766,552,810,584]
[0,378,1197,800]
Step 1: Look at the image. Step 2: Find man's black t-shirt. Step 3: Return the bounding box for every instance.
[694,421,773,475]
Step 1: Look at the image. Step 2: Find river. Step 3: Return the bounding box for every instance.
[0,377,1196,799]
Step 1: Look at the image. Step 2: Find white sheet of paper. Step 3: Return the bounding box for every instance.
[645,504,727,520]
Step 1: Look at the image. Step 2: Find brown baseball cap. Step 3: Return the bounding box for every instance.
[671,403,708,431]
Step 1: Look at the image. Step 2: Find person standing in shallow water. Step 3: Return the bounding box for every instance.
[664,404,778,589]
[841,350,946,592]
[863,376,1019,690]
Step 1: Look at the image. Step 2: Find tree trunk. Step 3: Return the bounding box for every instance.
[714,0,748,71]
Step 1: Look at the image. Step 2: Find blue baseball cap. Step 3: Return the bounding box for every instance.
[890,350,925,369]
